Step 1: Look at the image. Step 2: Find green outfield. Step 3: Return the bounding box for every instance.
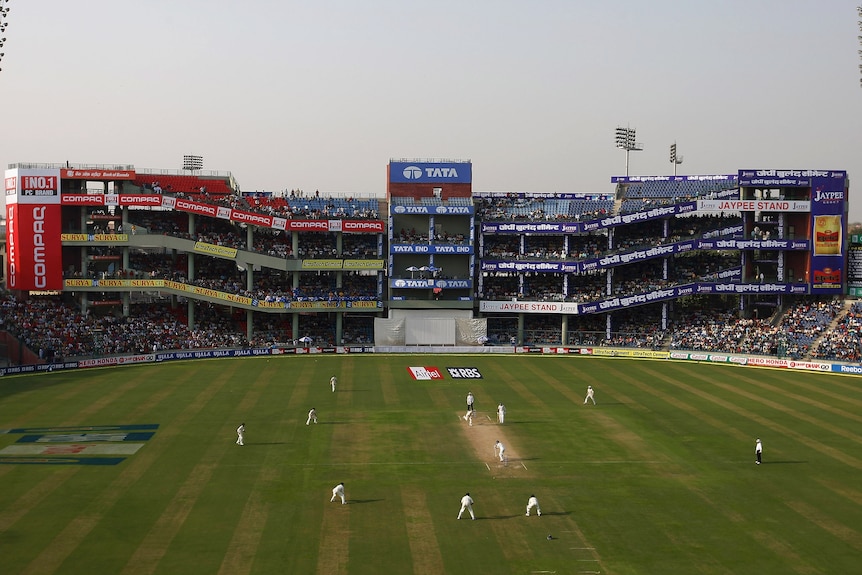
[1,355,861,575]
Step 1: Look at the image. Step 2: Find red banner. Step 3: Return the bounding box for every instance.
[61,193,105,206]
[286,220,330,232]
[117,194,162,206]
[6,203,63,290]
[61,169,135,180]
[230,209,274,227]
[343,220,385,233]
[175,198,219,217]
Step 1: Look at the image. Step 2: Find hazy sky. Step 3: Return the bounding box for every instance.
[1,1,860,220]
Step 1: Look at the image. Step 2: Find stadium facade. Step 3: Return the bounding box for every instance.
[1,160,853,350]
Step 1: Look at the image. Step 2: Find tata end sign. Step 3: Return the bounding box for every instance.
[389,161,472,184]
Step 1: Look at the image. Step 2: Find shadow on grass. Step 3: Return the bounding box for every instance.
[763,461,807,465]
[348,499,384,504]
[249,442,289,445]
[476,514,526,520]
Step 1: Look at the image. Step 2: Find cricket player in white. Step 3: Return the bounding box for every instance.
[463,409,474,426]
[526,494,541,516]
[584,385,596,405]
[457,492,475,520]
[494,440,506,462]
[755,438,762,465]
[306,408,318,425]
[331,482,346,504]
[466,392,475,412]
[330,375,337,392]
[497,403,506,423]
[236,423,245,446]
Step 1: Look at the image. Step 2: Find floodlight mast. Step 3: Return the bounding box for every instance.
[858,5,862,88]
[670,142,683,176]
[183,155,203,172]
[614,126,642,177]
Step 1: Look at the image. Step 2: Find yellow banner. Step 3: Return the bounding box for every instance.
[194,241,238,258]
[65,279,95,287]
[290,301,346,309]
[347,301,382,309]
[256,300,288,309]
[95,234,129,242]
[301,259,344,270]
[590,348,669,359]
[342,259,385,270]
[61,233,129,242]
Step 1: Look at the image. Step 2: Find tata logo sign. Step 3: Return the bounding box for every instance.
[393,245,429,253]
[402,166,460,179]
[436,206,470,214]
[403,166,423,179]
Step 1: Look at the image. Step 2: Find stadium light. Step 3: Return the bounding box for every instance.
[858,5,862,87]
[614,126,642,176]
[669,142,683,176]
[182,155,203,172]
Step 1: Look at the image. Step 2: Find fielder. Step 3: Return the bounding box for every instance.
[331,482,346,504]
[526,494,541,517]
[306,408,318,425]
[466,391,475,413]
[457,492,475,520]
[497,402,506,424]
[236,423,245,446]
[330,375,337,392]
[755,438,763,465]
[584,385,596,405]
[494,440,506,462]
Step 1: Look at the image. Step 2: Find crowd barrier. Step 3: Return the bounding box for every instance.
[2,345,860,377]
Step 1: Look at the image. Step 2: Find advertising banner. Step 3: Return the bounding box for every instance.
[61,168,135,180]
[389,161,471,184]
[391,244,473,254]
[390,278,472,289]
[193,242,238,258]
[342,259,385,270]
[391,204,474,215]
[5,169,64,291]
[808,173,847,294]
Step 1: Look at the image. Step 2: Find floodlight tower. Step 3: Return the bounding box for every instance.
[183,155,203,172]
[858,5,862,88]
[614,126,642,177]
[0,0,10,72]
[669,142,683,176]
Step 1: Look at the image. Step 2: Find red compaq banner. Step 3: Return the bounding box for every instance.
[6,203,63,291]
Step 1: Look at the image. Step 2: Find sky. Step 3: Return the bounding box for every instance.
[1,0,861,221]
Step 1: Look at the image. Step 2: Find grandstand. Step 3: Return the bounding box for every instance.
[1,161,858,367]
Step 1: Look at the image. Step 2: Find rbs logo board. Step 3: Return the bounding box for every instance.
[446,367,484,379]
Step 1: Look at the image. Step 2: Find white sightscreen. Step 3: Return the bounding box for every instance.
[405,318,455,345]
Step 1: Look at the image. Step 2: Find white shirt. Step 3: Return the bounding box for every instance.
[237,425,244,435]
[755,440,762,453]
[528,496,539,506]
[498,404,506,414]
[333,484,344,495]
[461,495,473,506]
